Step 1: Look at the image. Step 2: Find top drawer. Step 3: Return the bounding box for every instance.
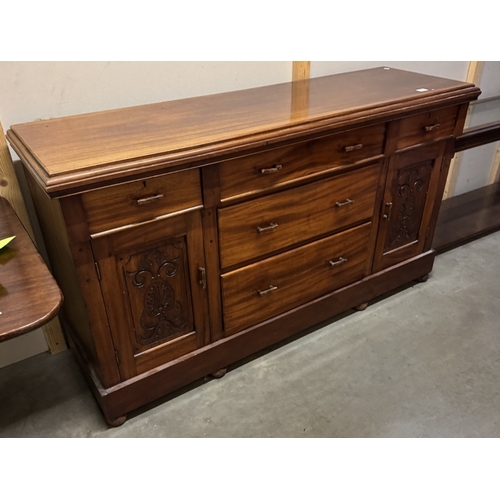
[218,124,385,202]
[81,169,203,234]
[395,106,459,150]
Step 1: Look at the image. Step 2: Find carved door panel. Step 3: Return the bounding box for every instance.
[91,211,210,381]
[372,142,446,272]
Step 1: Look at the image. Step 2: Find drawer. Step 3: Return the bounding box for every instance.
[81,169,203,234]
[218,124,385,201]
[218,163,380,269]
[221,222,372,335]
[395,106,459,150]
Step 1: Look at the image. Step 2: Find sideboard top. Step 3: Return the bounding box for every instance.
[7,66,480,196]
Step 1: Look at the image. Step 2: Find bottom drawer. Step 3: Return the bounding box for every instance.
[221,222,372,335]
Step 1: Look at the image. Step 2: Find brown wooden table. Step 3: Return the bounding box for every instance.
[0,196,63,342]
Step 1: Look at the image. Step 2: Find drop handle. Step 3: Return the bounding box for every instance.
[259,164,283,175]
[382,202,393,220]
[344,143,363,152]
[257,284,278,296]
[335,198,353,208]
[135,194,164,205]
[329,257,347,267]
[257,222,279,233]
[424,123,440,132]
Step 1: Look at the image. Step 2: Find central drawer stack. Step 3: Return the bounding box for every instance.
[215,124,387,335]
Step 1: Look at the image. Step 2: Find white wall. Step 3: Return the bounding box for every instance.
[311,61,470,81]
[0,61,497,368]
[0,62,293,130]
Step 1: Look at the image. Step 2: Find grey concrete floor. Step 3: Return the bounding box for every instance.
[1,231,499,438]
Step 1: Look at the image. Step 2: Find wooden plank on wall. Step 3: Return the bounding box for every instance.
[443,61,484,199]
[292,62,310,81]
[0,121,67,354]
[291,62,311,120]
[487,141,500,184]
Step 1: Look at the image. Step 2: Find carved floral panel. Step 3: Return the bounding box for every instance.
[385,160,433,252]
[121,237,194,353]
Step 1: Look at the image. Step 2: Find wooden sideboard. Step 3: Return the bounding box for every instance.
[6,67,480,425]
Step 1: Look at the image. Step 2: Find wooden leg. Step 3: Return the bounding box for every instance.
[355,302,368,311]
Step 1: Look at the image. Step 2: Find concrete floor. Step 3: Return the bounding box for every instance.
[1,231,499,438]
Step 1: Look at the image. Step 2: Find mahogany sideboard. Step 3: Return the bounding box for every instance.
[6,67,481,425]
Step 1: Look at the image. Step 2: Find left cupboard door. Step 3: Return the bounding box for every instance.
[91,211,210,380]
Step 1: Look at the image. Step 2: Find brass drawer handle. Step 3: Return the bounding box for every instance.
[344,143,363,152]
[257,284,278,296]
[257,222,279,233]
[424,124,440,132]
[259,164,283,175]
[136,194,164,205]
[198,267,206,289]
[329,257,347,267]
[335,198,353,208]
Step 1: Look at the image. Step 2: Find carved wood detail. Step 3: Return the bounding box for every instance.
[123,239,193,350]
[385,161,433,251]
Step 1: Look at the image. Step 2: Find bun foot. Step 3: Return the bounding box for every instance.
[355,302,369,311]
[105,414,127,427]
[211,368,227,379]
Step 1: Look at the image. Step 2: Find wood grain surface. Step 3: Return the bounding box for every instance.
[0,197,63,341]
[7,67,479,197]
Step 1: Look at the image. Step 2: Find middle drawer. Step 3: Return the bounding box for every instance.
[221,222,372,335]
[218,163,381,269]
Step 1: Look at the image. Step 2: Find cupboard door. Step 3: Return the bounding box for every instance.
[91,211,210,380]
[373,142,446,272]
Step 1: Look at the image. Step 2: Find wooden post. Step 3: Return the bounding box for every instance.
[487,142,500,185]
[292,61,310,82]
[0,121,67,354]
[443,61,484,199]
[291,62,311,120]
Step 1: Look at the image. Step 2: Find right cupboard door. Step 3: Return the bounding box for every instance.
[372,141,447,272]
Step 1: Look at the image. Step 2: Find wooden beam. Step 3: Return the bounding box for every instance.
[487,141,500,185]
[291,62,311,120]
[454,121,500,152]
[292,61,310,81]
[0,121,67,354]
[443,61,484,199]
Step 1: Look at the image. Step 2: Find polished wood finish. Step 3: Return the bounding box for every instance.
[0,197,63,341]
[7,68,478,196]
[395,106,459,150]
[81,169,203,235]
[372,141,446,272]
[218,124,385,202]
[81,250,438,425]
[222,223,372,334]
[218,163,380,269]
[91,211,210,378]
[8,67,480,424]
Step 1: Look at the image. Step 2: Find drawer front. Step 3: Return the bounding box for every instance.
[221,222,372,335]
[218,124,385,201]
[82,169,203,234]
[395,106,458,150]
[218,163,380,269]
